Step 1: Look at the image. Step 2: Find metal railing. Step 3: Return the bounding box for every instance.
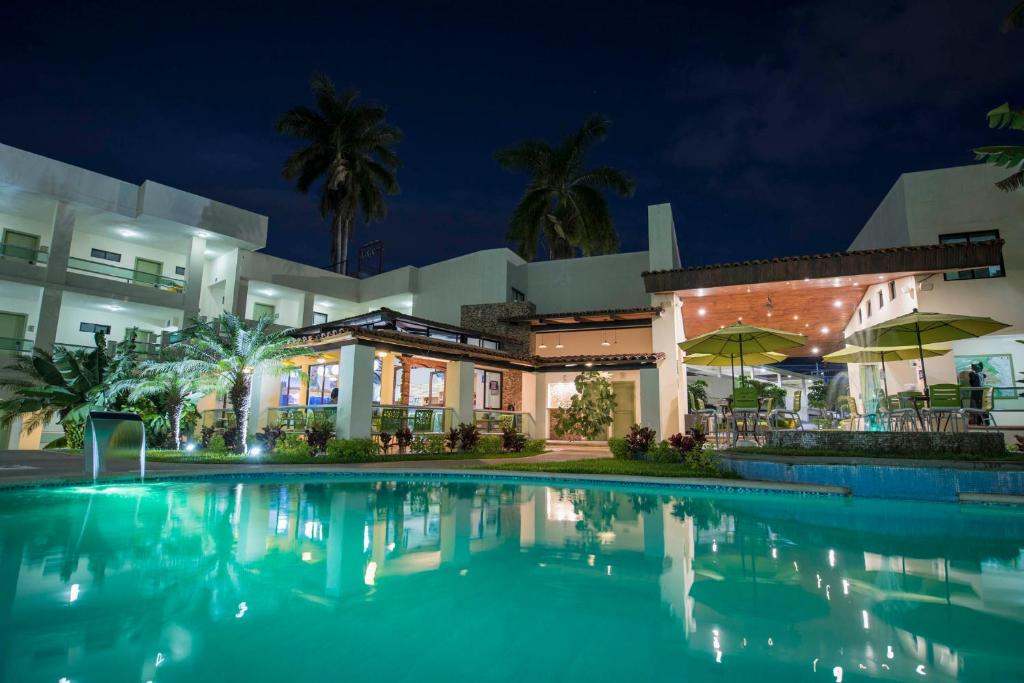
[0,337,33,354]
[67,257,186,292]
[0,242,48,265]
[200,409,236,431]
[265,405,337,432]
[371,404,453,434]
[474,409,535,437]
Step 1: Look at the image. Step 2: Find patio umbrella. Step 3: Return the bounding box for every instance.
[845,308,1009,391]
[822,345,950,398]
[679,323,807,385]
[683,351,787,390]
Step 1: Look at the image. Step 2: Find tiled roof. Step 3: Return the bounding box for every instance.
[502,306,663,323]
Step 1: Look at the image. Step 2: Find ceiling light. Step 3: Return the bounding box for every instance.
[821,326,830,334]
[195,230,211,239]
[118,228,140,238]
[260,289,276,297]
[555,334,564,349]
[811,346,820,354]
[538,335,547,349]
[601,338,611,347]
[102,304,123,312]
[766,312,772,317]
[585,362,593,367]
[793,315,799,320]
[833,300,842,308]
[697,307,707,316]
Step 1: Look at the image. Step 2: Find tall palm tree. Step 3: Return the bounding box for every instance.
[496,114,635,261]
[276,72,402,274]
[165,313,301,454]
[109,351,201,451]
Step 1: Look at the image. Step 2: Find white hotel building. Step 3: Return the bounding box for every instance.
[1,141,1023,448]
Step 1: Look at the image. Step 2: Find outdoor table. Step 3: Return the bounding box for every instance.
[909,394,930,431]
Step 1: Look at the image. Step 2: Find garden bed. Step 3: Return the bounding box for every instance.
[764,430,1010,458]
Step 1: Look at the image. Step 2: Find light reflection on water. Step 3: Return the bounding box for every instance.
[0,480,1022,682]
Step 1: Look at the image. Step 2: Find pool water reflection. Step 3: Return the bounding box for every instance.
[0,478,1022,682]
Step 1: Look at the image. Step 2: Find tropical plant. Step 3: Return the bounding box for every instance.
[688,379,709,408]
[0,333,113,447]
[457,422,480,451]
[304,411,334,455]
[444,427,460,452]
[495,114,635,260]
[379,432,394,454]
[162,313,301,453]
[395,426,413,453]
[108,352,201,450]
[276,72,402,274]
[552,371,617,440]
[624,424,657,456]
[501,426,527,452]
[808,379,828,410]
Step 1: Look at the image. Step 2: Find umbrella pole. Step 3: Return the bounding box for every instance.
[739,336,746,385]
[881,357,890,399]
[730,354,736,391]
[915,323,929,393]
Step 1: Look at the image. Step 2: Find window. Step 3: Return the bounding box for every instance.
[474,369,503,410]
[80,322,111,334]
[510,287,526,303]
[90,248,121,262]
[175,266,186,276]
[307,363,339,404]
[312,311,328,325]
[858,308,863,324]
[940,230,1005,280]
[866,300,872,317]
[888,281,897,300]
[878,290,884,309]
[279,369,302,406]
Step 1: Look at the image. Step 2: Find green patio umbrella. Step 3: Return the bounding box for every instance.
[845,309,1010,391]
[683,351,788,390]
[679,323,807,384]
[822,345,950,399]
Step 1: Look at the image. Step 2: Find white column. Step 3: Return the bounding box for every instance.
[336,344,375,438]
[44,200,74,286]
[651,293,686,438]
[520,371,538,438]
[183,236,206,321]
[639,366,662,434]
[325,491,367,598]
[444,359,475,426]
[301,292,316,327]
[534,372,548,439]
[379,352,396,404]
[248,367,281,435]
[34,286,62,352]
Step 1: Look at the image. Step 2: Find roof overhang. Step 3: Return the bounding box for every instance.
[504,306,662,331]
[642,241,1005,293]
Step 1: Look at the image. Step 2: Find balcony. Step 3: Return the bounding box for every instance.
[0,337,33,354]
[0,243,48,266]
[67,257,185,293]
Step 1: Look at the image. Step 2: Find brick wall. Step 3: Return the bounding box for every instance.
[501,369,523,411]
[460,302,535,354]
[767,430,1005,456]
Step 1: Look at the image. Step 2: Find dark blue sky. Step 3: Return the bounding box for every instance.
[3,0,1022,271]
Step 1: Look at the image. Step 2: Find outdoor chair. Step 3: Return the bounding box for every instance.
[924,383,965,433]
[897,391,927,431]
[839,396,866,431]
[692,397,722,446]
[964,386,998,432]
[379,407,405,434]
[730,387,760,444]
[413,409,434,433]
[768,391,803,431]
[885,395,916,432]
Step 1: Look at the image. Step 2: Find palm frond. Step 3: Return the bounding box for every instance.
[997,168,1024,191]
[1002,1,1024,32]
[973,145,1024,167]
[985,103,1024,130]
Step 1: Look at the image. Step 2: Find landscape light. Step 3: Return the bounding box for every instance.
[248,446,263,457]
[185,443,196,452]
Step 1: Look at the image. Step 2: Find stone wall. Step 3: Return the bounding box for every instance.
[766,430,1006,457]
[460,302,535,354]
[501,369,523,411]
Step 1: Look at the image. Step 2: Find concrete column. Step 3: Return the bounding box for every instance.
[301,292,316,327]
[399,356,411,403]
[379,352,396,404]
[326,491,368,598]
[335,343,375,438]
[235,485,269,563]
[44,200,74,286]
[651,293,686,438]
[34,286,62,352]
[183,236,206,321]
[534,372,548,439]
[233,278,249,318]
[444,359,475,426]
[439,489,472,568]
[639,366,662,434]
[521,371,537,437]
[248,367,281,434]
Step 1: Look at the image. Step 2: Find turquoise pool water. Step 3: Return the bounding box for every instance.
[0,477,1022,682]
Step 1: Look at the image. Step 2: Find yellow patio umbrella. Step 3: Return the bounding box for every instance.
[822,345,950,399]
[844,308,1009,391]
[684,351,787,390]
[679,322,807,384]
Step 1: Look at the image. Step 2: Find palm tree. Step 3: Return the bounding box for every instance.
[495,114,635,261]
[164,313,300,454]
[276,72,402,274]
[0,333,111,447]
[110,352,201,450]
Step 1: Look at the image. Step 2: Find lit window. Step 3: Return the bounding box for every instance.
[888,281,896,300]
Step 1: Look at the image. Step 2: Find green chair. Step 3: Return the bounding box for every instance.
[413,409,434,433]
[925,383,965,432]
[768,391,803,431]
[380,407,405,433]
[839,396,866,431]
[730,387,760,444]
[963,386,997,432]
[692,396,721,445]
[897,391,926,431]
[498,414,515,432]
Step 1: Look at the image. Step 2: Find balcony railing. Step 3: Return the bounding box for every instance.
[474,410,536,437]
[200,409,236,431]
[371,404,453,434]
[67,257,186,292]
[0,243,48,265]
[265,405,337,432]
[0,337,33,354]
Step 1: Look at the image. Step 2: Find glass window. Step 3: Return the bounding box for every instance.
[313,311,328,325]
[372,356,383,403]
[279,369,302,406]
[878,290,884,309]
[90,248,121,262]
[866,300,872,317]
[307,363,339,405]
[888,281,897,300]
[79,322,111,334]
[175,266,186,276]
[940,230,1004,280]
[474,369,503,410]
[858,308,863,324]
[408,366,445,406]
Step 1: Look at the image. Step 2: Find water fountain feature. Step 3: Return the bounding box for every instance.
[83,411,146,480]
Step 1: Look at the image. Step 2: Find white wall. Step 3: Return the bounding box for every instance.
[532,327,652,356]
[0,283,43,342]
[413,249,522,324]
[0,204,55,249]
[68,231,188,280]
[522,251,650,314]
[54,301,178,347]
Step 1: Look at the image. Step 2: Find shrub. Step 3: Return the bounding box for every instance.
[254,424,284,452]
[522,438,546,455]
[379,432,394,453]
[222,427,238,451]
[412,434,446,455]
[325,437,379,462]
[63,420,85,450]
[552,371,616,440]
[199,425,216,448]
[648,440,682,463]
[473,435,503,455]
[502,427,527,453]
[275,435,311,458]
[608,437,630,459]
[304,413,334,454]
[395,427,414,452]
[624,424,656,456]
[207,434,226,452]
[685,447,720,474]
[457,423,480,452]
[445,428,460,452]
[668,432,697,454]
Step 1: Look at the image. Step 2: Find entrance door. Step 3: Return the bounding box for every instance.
[1,230,40,262]
[252,302,276,321]
[134,257,163,287]
[0,311,27,352]
[611,381,636,438]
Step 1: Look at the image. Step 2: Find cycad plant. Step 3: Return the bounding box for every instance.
[496,114,635,260]
[276,72,402,274]
[109,351,201,450]
[164,313,301,453]
[0,333,111,447]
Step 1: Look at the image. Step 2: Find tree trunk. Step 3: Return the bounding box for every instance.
[229,376,252,454]
[331,207,355,275]
[170,401,183,451]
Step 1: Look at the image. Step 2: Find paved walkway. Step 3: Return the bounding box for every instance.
[0,445,611,486]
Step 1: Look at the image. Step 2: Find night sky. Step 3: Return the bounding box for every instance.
[4,1,1023,272]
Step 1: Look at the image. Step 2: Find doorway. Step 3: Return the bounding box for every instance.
[0,311,28,352]
[134,257,163,287]
[611,381,636,438]
[252,302,276,321]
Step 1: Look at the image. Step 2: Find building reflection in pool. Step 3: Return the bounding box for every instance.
[0,481,1022,682]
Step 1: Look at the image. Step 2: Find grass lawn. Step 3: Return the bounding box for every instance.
[474,458,733,478]
[725,446,1024,462]
[96,448,546,465]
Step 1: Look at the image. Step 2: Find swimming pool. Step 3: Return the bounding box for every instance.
[1,475,1022,682]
